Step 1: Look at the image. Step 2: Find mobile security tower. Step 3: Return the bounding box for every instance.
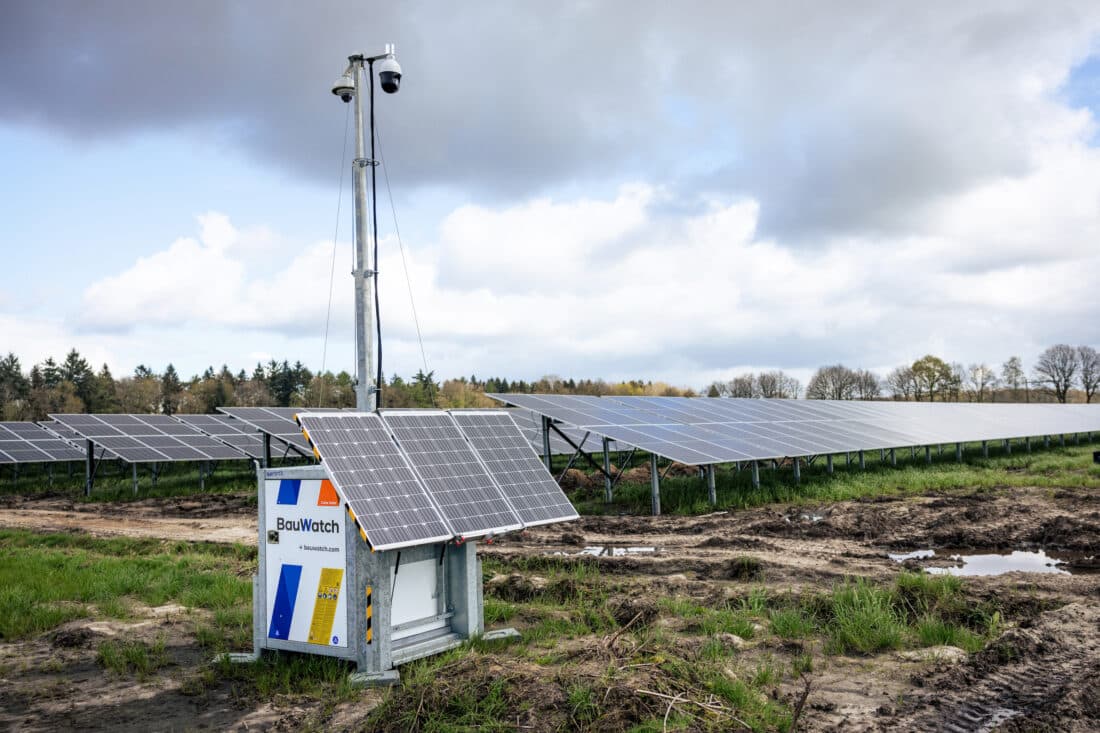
[247,464,497,685]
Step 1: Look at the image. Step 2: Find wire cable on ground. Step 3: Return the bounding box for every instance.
[318,104,351,407]
[374,122,437,408]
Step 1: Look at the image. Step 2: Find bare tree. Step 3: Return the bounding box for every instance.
[806,364,858,400]
[727,374,756,398]
[965,363,998,403]
[854,369,881,400]
[1078,345,1099,403]
[1001,356,1028,402]
[1033,344,1079,403]
[756,370,800,399]
[887,366,916,401]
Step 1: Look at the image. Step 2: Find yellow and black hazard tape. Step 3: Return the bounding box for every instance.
[346,505,370,545]
[366,585,373,644]
[292,414,322,462]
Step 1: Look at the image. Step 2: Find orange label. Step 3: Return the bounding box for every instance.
[317,480,340,507]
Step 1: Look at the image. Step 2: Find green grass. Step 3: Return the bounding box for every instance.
[571,441,1100,515]
[825,579,907,654]
[97,636,170,678]
[0,530,251,640]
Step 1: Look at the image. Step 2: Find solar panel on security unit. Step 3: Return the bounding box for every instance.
[449,411,579,526]
[296,412,453,550]
[0,422,87,464]
[380,411,524,539]
[48,414,248,463]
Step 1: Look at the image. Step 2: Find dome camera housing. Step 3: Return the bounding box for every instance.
[378,56,402,94]
[331,73,355,102]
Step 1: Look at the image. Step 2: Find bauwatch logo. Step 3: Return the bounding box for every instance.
[275,517,341,534]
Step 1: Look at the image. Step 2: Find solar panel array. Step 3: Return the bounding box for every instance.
[49,414,248,463]
[217,406,343,455]
[0,422,86,464]
[174,414,269,460]
[507,407,615,456]
[297,412,453,550]
[488,394,1100,466]
[297,410,578,549]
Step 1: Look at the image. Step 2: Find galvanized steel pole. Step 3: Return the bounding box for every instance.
[350,57,375,411]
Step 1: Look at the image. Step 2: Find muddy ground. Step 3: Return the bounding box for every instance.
[0,484,1097,731]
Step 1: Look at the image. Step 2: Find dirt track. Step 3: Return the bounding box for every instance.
[0,485,1097,731]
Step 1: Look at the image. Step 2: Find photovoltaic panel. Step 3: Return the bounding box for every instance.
[505,407,613,456]
[174,414,270,460]
[0,422,87,464]
[48,414,248,463]
[488,394,1100,466]
[450,411,579,526]
[296,412,453,550]
[380,411,524,539]
[217,406,342,455]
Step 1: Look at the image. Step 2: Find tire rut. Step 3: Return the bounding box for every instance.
[892,603,1100,732]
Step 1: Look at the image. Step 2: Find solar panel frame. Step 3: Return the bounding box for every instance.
[379,410,524,539]
[48,414,250,463]
[217,406,343,455]
[297,411,455,550]
[174,414,270,460]
[0,422,87,464]
[449,410,579,526]
[489,394,1100,466]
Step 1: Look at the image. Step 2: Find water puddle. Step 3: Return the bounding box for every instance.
[889,549,1070,576]
[552,546,658,557]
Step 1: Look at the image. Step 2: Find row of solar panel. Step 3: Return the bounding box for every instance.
[1,404,598,467]
[297,410,578,550]
[0,414,307,465]
[488,394,1100,466]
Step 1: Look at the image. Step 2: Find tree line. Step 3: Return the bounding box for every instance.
[0,350,699,420]
[0,343,1094,421]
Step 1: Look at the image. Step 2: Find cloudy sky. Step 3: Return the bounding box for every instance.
[2,1,1099,389]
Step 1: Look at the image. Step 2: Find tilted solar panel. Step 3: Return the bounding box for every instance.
[0,422,86,464]
[380,411,524,539]
[450,411,579,526]
[49,414,248,463]
[174,414,269,460]
[296,412,453,550]
[218,406,342,455]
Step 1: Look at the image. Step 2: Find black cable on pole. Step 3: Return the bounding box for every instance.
[368,60,383,409]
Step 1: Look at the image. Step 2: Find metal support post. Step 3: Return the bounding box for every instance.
[890,448,896,466]
[845,452,851,467]
[132,463,138,495]
[938,444,944,456]
[925,446,931,464]
[750,460,760,489]
[1005,439,1012,456]
[84,439,94,497]
[540,416,552,473]
[956,443,962,462]
[263,432,272,468]
[1060,434,1066,447]
[706,465,716,506]
[649,454,661,516]
[826,454,834,474]
[1026,436,1031,453]
[982,441,989,458]
[792,458,801,484]
[858,450,865,470]
[1044,435,1051,449]
[910,446,916,460]
[1074,433,1080,445]
[880,448,885,462]
[602,437,612,503]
